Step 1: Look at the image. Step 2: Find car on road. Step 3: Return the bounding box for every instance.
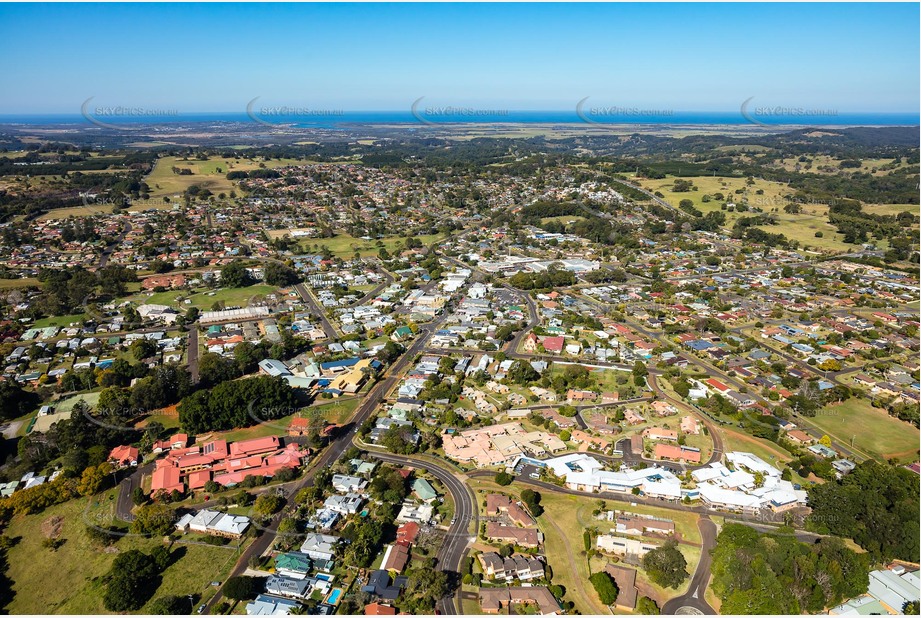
[197,604,206,614]
[450,518,456,525]
[529,473,540,479]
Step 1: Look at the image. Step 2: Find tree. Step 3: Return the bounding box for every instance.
[130,337,158,362]
[130,504,174,537]
[223,575,263,601]
[102,548,166,611]
[77,462,114,496]
[495,471,514,486]
[149,595,193,615]
[819,434,832,447]
[263,262,299,286]
[132,486,147,506]
[637,596,660,614]
[807,460,919,562]
[178,375,296,434]
[253,493,285,518]
[234,341,268,373]
[0,380,40,421]
[197,352,243,387]
[220,262,254,288]
[642,540,688,589]
[589,571,619,605]
[508,360,540,385]
[711,523,868,614]
[520,489,544,517]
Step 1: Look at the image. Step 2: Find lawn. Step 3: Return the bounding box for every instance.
[132,284,278,311]
[31,313,88,328]
[32,391,103,433]
[213,413,296,442]
[3,495,240,614]
[138,413,182,430]
[0,277,39,289]
[537,490,704,611]
[718,427,792,468]
[300,233,446,259]
[807,398,920,463]
[310,398,361,425]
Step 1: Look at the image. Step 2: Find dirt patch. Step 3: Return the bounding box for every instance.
[41,515,64,539]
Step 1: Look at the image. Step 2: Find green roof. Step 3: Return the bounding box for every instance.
[275,552,312,573]
[412,478,438,501]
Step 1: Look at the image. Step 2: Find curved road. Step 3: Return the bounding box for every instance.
[662,517,718,615]
[364,451,477,616]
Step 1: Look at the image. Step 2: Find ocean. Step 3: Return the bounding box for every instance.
[0,110,917,128]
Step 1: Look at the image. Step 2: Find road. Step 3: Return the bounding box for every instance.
[115,461,155,520]
[661,517,718,615]
[187,325,200,383]
[293,282,339,340]
[98,220,133,268]
[364,451,477,616]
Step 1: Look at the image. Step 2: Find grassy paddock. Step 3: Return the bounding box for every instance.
[129,284,278,311]
[300,233,446,259]
[144,155,307,199]
[635,175,854,253]
[807,398,919,462]
[4,496,239,614]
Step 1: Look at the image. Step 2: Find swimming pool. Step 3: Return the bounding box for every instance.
[316,573,334,583]
[326,588,343,605]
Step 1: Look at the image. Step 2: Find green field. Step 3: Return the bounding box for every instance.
[807,398,920,463]
[4,496,240,614]
[0,277,39,289]
[133,284,278,311]
[311,398,361,425]
[635,175,853,253]
[31,313,88,328]
[144,155,307,200]
[300,233,447,259]
[718,427,792,468]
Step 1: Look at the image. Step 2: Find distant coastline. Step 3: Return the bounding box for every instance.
[0,110,918,128]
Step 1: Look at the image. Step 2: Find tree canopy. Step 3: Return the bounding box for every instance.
[711,523,869,615]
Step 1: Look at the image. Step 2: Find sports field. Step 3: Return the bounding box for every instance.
[301,233,446,258]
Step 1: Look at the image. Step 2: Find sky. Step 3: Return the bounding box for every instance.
[0,2,918,114]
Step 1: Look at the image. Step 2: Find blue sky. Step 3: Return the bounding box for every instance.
[0,2,918,114]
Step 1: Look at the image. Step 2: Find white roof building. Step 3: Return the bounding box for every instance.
[177,509,251,537]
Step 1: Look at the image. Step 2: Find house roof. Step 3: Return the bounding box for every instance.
[365,603,397,615]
